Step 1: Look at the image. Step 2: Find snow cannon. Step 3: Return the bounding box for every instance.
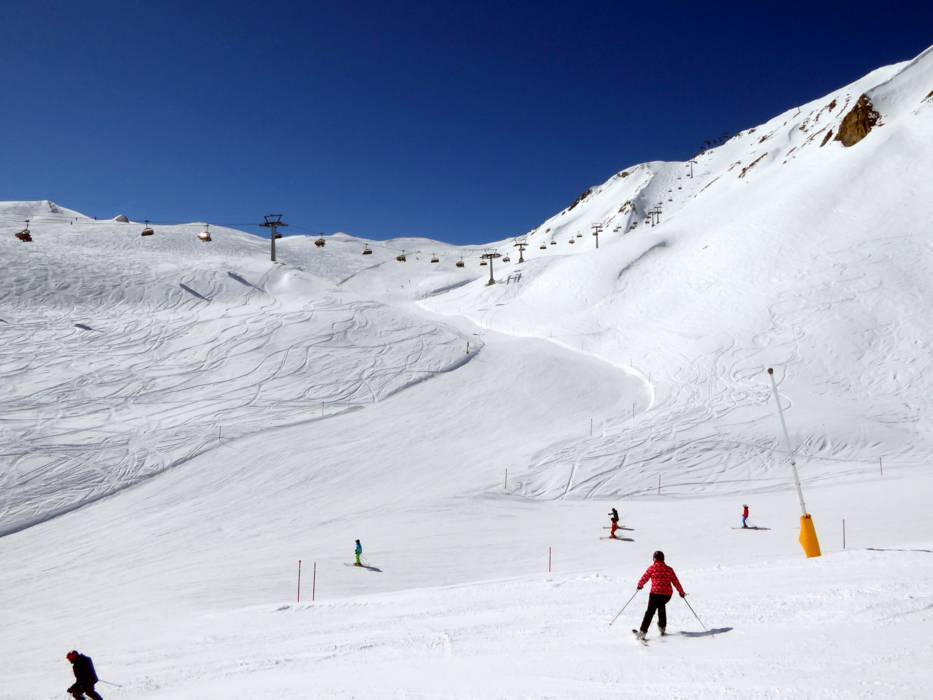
[766,368,822,559]
[799,514,821,558]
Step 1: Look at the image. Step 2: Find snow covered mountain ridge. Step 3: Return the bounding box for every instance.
[3,46,932,533]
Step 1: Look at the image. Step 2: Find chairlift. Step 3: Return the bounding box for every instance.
[15,230,32,242]
[396,251,407,262]
[576,233,583,238]
[198,224,212,242]
[430,253,439,263]
[549,240,557,246]
[480,259,487,266]
[141,219,154,237]
[502,255,511,262]
[539,243,547,250]
[455,258,465,268]
[568,238,575,245]
[362,245,373,255]
[314,235,325,248]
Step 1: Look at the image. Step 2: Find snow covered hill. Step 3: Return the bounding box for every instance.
[1,47,932,699]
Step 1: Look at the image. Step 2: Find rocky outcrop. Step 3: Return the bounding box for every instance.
[567,188,592,212]
[834,94,880,147]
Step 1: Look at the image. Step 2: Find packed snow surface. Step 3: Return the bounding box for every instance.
[1,48,932,698]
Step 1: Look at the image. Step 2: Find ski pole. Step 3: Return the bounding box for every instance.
[98,679,124,687]
[682,596,709,632]
[608,589,640,627]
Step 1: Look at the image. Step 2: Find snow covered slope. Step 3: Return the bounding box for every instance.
[1,46,932,699]
[424,45,933,498]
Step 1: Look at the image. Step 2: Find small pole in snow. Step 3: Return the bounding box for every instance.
[632,403,636,422]
[466,341,470,355]
[658,474,661,494]
[218,424,222,440]
[321,403,324,418]
[879,456,884,477]
[312,561,317,602]
[297,559,302,604]
[504,468,508,491]
[548,546,552,573]
[590,418,593,436]
[843,519,846,550]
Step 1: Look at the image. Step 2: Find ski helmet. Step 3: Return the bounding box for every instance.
[66,650,79,662]
[653,550,665,562]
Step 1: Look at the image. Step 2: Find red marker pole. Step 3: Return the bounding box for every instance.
[297,560,302,604]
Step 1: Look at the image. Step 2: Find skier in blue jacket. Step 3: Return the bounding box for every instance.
[355,539,363,566]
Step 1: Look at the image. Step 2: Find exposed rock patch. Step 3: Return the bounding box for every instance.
[820,129,834,147]
[834,94,880,147]
[567,188,592,212]
[738,153,767,178]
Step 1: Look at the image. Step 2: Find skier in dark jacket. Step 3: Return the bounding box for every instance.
[635,551,686,640]
[66,650,103,700]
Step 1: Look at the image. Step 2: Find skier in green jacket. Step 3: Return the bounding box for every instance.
[354,539,363,566]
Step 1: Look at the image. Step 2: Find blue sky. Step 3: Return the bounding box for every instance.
[1,1,931,244]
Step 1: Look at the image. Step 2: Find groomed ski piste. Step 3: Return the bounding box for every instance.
[2,47,932,698]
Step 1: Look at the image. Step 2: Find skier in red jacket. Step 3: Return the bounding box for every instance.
[635,551,685,640]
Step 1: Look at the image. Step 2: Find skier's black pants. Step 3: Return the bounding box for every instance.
[640,593,672,632]
[68,682,103,700]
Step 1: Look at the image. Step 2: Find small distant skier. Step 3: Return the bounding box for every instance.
[354,539,363,567]
[66,649,103,700]
[608,507,620,539]
[742,504,750,529]
[635,550,686,641]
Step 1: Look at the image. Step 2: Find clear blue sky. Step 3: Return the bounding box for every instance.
[1,1,931,244]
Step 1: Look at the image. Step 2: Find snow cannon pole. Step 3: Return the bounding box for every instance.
[767,368,821,558]
[608,589,640,627]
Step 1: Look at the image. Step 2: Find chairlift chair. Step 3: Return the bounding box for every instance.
[15,230,32,242]
[539,243,547,250]
[141,220,154,237]
[430,253,439,263]
[362,245,373,255]
[568,238,575,244]
[455,258,465,268]
[550,240,557,246]
[315,236,326,248]
[502,255,510,262]
[396,252,407,262]
[198,225,212,242]
[576,233,583,238]
[480,259,487,266]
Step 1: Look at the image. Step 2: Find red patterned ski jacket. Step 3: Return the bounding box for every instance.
[637,562,685,597]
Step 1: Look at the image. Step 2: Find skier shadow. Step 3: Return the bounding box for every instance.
[74,323,98,331]
[347,563,383,572]
[227,271,263,291]
[680,627,733,638]
[733,526,771,530]
[180,283,210,301]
